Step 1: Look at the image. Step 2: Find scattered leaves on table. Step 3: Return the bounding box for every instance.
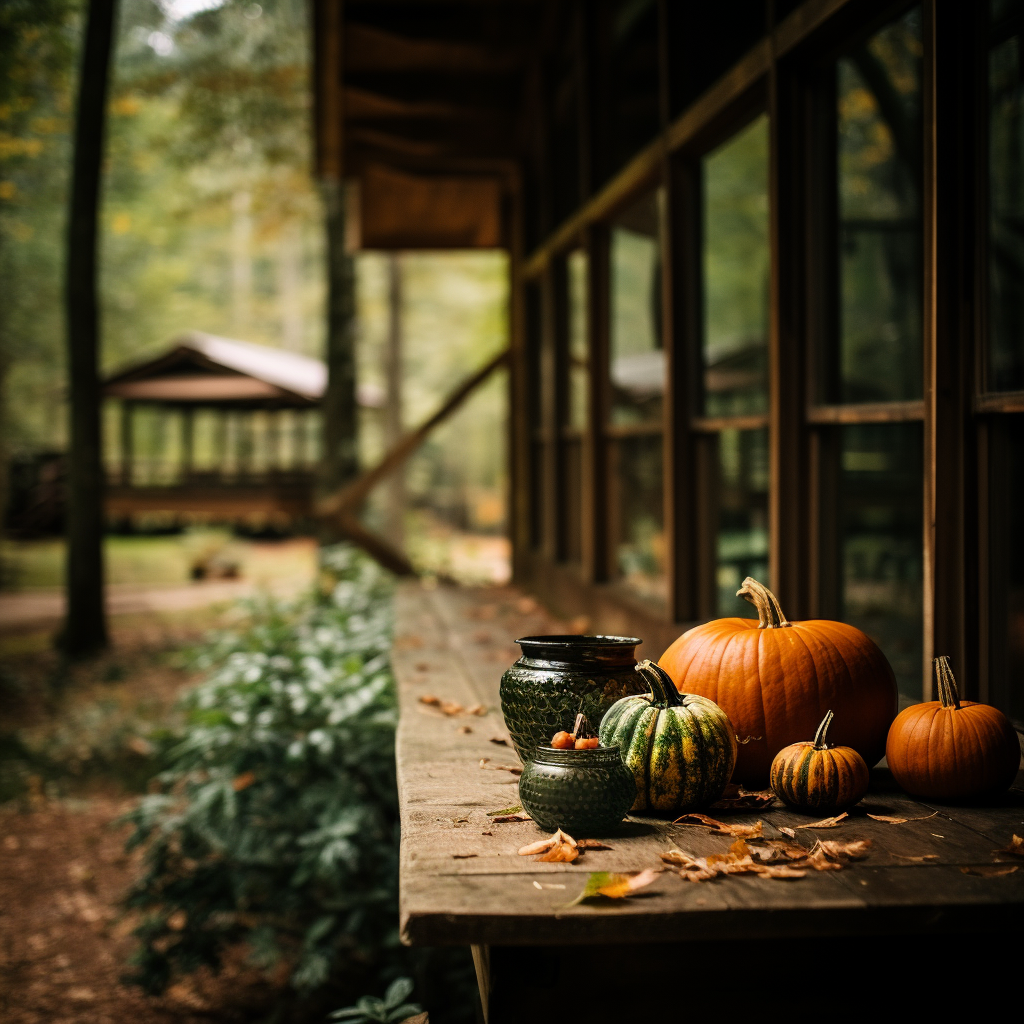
[490,811,531,823]
[795,811,848,829]
[419,696,488,717]
[479,758,523,775]
[891,853,939,863]
[710,785,776,811]
[661,836,872,883]
[519,829,578,862]
[457,725,473,734]
[776,826,797,838]
[488,805,522,816]
[567,869,661,905]
[489,736,510,746]
[576,839,613,850]
[960,864,1019,877]
[452,853,478,859]
[865,811,938,824]
[994,834,1024,859]
[673,813,764,838]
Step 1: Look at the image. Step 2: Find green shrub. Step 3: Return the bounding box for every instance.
[123,545,404,998]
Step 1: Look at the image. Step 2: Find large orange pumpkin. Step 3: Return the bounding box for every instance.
[659,577,897,785]
[885,656,1021,800]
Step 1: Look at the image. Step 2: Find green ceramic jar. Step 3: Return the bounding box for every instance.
[518,745,636,835]
[499,635,646,764]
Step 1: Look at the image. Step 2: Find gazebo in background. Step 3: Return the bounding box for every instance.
[103,331,381,527]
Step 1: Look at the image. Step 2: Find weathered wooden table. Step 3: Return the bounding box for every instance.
[393,582,1024,1021]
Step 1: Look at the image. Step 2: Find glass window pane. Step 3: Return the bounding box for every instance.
[988,0,1024,392]
[711,427,769,615]
[611,434,666,607]
[837,422,923,700]
[987,416,1024,727]
[834,9,923,403]
[702,115,770,417]
[567,249,589,430]
[610,190,665,425]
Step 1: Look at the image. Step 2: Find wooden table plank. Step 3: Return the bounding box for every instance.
[394,581,1024,947]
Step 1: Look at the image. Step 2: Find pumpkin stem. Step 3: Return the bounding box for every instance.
[812,710,834,750]
[934,656,962,710]
[737,577,791,629]
[635,660,683,708]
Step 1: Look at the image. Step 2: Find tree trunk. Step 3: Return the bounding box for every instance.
[384,252,405,547]
[62,0,117,657]
[318,179,359,520]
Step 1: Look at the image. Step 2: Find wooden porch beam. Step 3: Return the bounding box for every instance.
[317,346,509,521]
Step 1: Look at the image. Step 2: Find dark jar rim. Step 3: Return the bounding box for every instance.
[530,745,623,767]
[515,635,641,666]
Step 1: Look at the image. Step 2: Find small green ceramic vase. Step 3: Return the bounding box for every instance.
[518,745,636,835]
[499,635,646,763]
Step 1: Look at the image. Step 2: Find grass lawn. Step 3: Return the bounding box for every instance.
[0,531,318,591]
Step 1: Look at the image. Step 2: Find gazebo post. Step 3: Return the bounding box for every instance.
[120,400,133,487]
[216,408,229,482]
[182,405,194,484]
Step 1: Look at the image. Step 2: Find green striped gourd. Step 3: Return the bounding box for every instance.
[599,660,737,815]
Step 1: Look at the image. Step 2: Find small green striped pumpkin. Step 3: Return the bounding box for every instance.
[770,710,869,813]
[599,660,737,815]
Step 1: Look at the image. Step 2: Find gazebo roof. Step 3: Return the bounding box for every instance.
[104,332,383,409]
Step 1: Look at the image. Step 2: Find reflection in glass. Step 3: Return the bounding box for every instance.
[612,434,666,607]
[989,0,1024,392]
[988,417,1024,727]
[610,190,664,424]
[702,115,770,417]
[712,428,769,616]
[834,9,922,403]
[567,249,589,430]
[837,422,923,700]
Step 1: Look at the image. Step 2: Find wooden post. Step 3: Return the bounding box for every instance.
[120,400,133,487]
[62,0,116,656]
[921,1,977,698]
[384,253,406,547]
[584,224,610,583]
[181,405,194,484]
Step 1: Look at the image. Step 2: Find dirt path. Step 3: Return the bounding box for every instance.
[0,799,281,1024]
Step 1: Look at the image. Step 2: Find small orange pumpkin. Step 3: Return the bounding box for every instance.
[770,710,869,813]
[659,577,897,785]
[885,657,1021,801]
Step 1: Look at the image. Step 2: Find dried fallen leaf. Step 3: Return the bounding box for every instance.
[814,839,871,860]
[487,805,522,816]
[440,701,465,716]
[960,864,1019,877]
[490,811,531,823]
[776,826,797,838]
[710,785,776,811]
[467,704,487,716]
[456,725,473,734]
[419,695,441,706]
[479,759,523,775]
[674,813,764,838]
[481,830,493,836]
[452,853,478,859]
[866,811,938,824]
[232,771,256,792]
[489,736,510,746]
[568,869,661,905]
[994,834,1024,859]
[519,828,578,862]
[795,812,848,829]
[576,839,612,850]
[891,853,939,863]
